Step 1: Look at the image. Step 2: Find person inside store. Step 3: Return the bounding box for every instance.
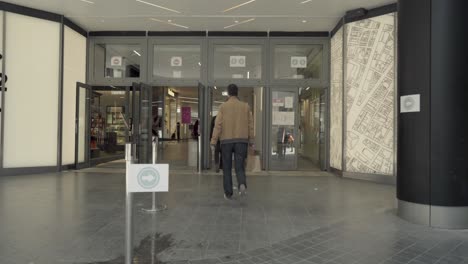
[193,120,199,139]
[176,122,181,142]
[211,84,254,200]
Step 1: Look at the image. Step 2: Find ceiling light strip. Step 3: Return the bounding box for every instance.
[150,18,189,29]
[79,0,94,4]
[224,18,255,29]
[223,0,256,13]
[300,0,313,3]
[136,0,181,14]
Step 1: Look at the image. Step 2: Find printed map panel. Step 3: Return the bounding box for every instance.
[345,14,395,175]
[330,28,343,170]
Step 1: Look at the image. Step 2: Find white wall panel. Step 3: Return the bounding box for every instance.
[4,13,60,168]
[330,28,343,170]
[62,26,87,165]
[344,14,395,175]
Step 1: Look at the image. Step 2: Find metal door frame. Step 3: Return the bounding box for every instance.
[74,82,91,169]
[267,86,300,171]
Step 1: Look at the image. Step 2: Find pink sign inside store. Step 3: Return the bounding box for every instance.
[181,107,191,124]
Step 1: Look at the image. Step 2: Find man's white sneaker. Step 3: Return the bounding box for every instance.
[239,184,247,196]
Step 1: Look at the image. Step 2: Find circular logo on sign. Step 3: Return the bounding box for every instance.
[238,58,245,65]
[173,58,181,66]
[299,59,306,66]
[113,58,120,64]
[231,57,237,65]
[137,167,160,189]
[292,59,298,66]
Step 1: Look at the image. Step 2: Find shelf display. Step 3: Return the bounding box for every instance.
[90,91,128,159]
[106,106,126,145]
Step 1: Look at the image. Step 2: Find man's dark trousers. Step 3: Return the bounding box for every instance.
[221,142,248,197]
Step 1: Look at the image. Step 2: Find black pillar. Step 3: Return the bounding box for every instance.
[397,0,468,228]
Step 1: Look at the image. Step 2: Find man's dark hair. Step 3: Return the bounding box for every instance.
[227,84,238,96]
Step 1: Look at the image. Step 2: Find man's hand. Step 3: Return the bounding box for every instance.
[210,144,215,153]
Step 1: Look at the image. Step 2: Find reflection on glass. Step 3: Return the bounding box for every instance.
[90,89,128,160]
[153,45,201,79]
[213,45,262,79]
[298,88,321,168]
[271,91,296,169]
[274,44,323,79]
[94,44,141,79]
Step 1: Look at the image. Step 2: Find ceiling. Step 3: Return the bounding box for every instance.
[5,0,394,32]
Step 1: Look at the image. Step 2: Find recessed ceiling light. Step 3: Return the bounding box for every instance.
[302,20,307,23]
[214,86,217,90]
[306,87,310,90]
[300,0,313,3]
[224,18,255,29]
[150,18,189,29]
[136,0,181,14]
[223,0,256,13]
[235,20,239,23]
[168,19,172,23]
[198,62,202,66]
[133,50,141,56]
[79,0,94,3]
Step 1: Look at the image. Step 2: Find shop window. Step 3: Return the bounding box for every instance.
[153,45,201,79]
[94,44,141,79]
[274,44,323,80]
[213,45,262,80]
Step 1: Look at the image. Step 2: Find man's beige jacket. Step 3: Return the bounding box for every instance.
[210,96,254,145]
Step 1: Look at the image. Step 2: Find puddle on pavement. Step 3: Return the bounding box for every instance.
[86,232,174,264]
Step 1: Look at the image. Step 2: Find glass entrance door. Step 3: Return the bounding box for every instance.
[269,88,298,170]
[130,83,153,164]
[75,82,91,169]
[319,90,327,170]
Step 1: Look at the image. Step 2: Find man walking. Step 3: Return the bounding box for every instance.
[211,84,254,200]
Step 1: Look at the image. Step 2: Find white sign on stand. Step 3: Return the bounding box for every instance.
[128,164,169,193]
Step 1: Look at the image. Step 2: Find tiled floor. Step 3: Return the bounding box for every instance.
[1,163,468,264]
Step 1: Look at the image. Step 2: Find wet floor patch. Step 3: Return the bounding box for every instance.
[86,233,174,264]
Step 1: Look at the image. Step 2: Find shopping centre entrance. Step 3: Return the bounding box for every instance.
[76,81,327,172]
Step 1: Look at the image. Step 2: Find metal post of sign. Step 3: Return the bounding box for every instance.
[142,138,167,213]
[125,143,133,264]
[198,134,202,174]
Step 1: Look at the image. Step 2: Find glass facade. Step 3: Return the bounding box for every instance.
[213,45,262,80]
[270,90,297,170]
[273,44,323,80]
[90,89,128,160]
[153,45,201,79]
[84,37,330,171]
[94,44,142,79]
